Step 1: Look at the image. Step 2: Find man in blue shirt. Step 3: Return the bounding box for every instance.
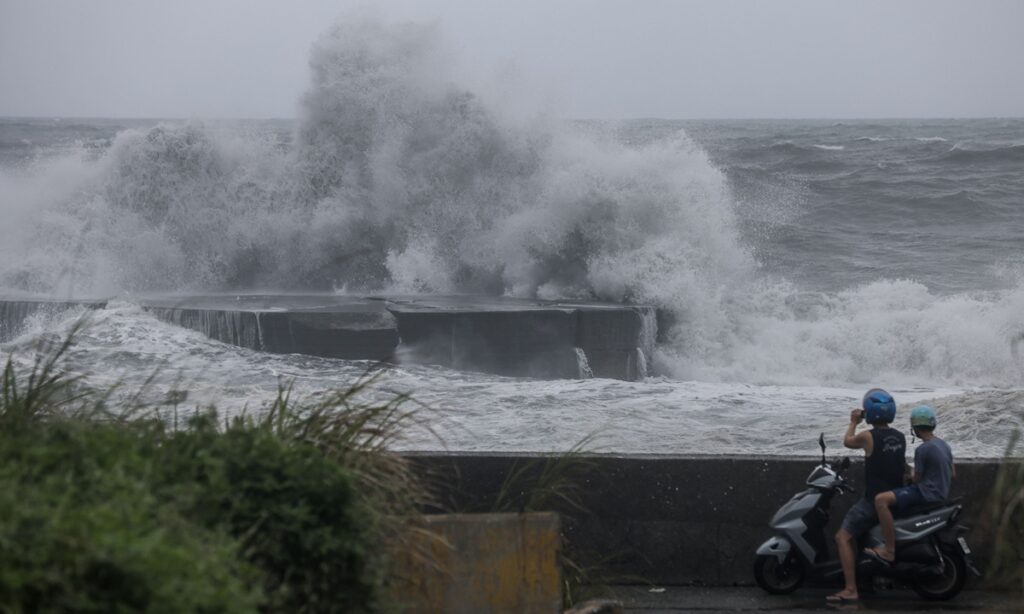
[866,405,955,564]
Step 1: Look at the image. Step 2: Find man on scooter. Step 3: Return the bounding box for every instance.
[865,405,955,564]
[827,388,905,603]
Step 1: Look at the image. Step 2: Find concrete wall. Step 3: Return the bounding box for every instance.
[387,299,655,380]
[143,304,399,361]
[392,307,581,379]
[0,295,655,380]
[407,453,1003,586]
[0,298,108,342]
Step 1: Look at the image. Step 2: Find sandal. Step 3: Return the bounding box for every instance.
[863,546,895,565]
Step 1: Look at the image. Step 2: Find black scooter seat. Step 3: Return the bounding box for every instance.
[897,497,961,518]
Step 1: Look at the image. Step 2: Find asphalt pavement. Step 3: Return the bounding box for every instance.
[599,585,1021,613]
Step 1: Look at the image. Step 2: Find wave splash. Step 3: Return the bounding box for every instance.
[1,18,749,300]
[1,16,1023,389]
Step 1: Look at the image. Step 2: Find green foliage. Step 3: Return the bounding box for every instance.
[0,416,260,613]
[1,323,89,425]
[152,413,382,612]
[0,327,427,613]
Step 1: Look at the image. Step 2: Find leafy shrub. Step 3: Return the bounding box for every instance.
[0,418,260,613]
[151,413,382,612]
[0,328,425,612]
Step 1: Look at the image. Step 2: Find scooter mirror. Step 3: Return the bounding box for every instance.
[818,432,826,452]
[841,456,851,470]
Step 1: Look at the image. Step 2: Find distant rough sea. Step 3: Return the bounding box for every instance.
[1,21,1022,456]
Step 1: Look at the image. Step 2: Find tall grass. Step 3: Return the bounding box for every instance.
[489,436,596,515]
[986,430,1024,595]
[0,324,430,613]
[473,436,635,607]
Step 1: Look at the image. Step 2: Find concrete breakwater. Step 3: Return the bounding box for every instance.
[408,453,1004,586]
[0,295,655,381]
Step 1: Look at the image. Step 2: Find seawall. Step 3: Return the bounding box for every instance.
[0,294,656,381]
[407,453,1004,586]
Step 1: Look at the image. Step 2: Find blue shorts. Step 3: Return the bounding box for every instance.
[890,484,926,512]
[840,498,878,536]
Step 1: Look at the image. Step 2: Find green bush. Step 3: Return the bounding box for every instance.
[0,329,425,613]
[0,419,260,613]
[151,414,381,612]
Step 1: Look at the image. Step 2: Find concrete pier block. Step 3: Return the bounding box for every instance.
[389,300,581,379]
[140,296,401,361]
[0,294,655,381]
[279,311,399,360]
[574,306,656,379]
[0,298,108,342]
[391,512,563,613]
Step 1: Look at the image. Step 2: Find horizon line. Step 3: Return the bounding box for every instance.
[2,114,1023,122]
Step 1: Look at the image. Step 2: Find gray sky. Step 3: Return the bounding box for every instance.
[1,0,1022,119]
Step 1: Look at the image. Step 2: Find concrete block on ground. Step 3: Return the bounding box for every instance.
[391,512,563,614]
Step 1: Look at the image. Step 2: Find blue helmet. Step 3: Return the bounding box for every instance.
[862,388,896,424]
[910,405,937,430]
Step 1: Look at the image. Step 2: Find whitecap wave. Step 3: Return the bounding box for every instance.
[3,15,1024,393]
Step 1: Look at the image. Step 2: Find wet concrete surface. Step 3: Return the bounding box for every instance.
[604,585,1020,613]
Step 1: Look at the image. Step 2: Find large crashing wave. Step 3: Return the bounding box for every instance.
[0,18,752,348]
[291,19,753,302]
[1,16,1024,389]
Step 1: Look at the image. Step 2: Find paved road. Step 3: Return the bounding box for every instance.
[603,585,1021,613]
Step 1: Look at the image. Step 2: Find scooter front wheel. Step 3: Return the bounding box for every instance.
[754,553,805,594]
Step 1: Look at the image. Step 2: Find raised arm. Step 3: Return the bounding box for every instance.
[843,409,873,453]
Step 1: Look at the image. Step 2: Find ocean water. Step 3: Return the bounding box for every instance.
[2,19,1023,457]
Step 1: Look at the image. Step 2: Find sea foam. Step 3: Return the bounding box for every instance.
[2,15,1024,391]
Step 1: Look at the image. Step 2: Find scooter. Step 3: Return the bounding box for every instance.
[753,434,981,600]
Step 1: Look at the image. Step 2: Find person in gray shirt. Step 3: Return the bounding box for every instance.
[865,405,955,564]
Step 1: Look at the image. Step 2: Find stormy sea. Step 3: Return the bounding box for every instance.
[2,20,1022,457]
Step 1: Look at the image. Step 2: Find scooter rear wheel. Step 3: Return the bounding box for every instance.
[910,546,966,601]
[754,553,805,594]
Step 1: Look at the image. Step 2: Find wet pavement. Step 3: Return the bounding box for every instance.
[604,585,1021,613]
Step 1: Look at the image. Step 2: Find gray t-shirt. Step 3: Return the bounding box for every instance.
[914,437,953,501]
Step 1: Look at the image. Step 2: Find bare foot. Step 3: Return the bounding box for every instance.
[864,546,895,563]
[826,590,859,602]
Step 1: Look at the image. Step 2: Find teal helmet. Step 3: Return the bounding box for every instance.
[910,405,937,429]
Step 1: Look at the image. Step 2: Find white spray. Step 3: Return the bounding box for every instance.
[2,16,1023,389]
